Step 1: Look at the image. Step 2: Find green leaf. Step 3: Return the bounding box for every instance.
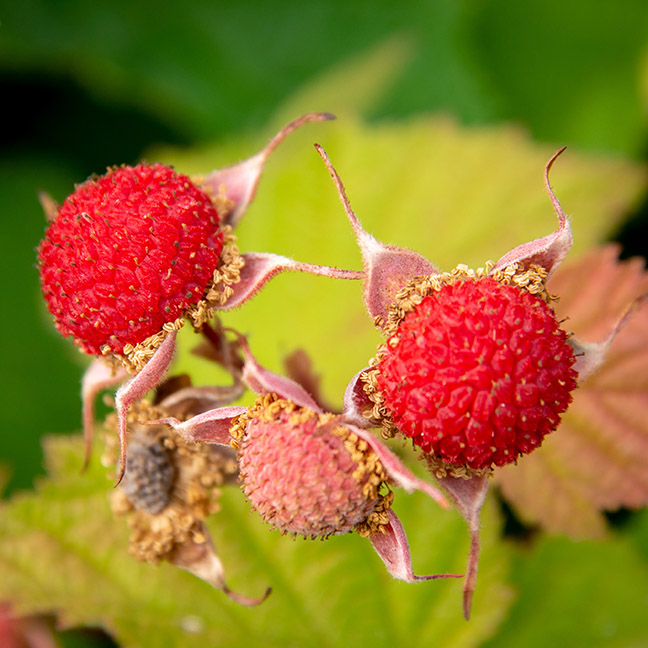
[271,35,414,127]
[481,527,648,648]
[0,435,513,647]
[465,0,648,157]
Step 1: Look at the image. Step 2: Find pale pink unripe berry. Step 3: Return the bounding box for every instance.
[232,395,391,538]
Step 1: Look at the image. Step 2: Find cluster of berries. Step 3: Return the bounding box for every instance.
[37,115,625,618]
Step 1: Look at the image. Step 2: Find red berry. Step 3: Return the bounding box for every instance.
[374,277,577,470]
[234,395,390,538]
[38,163,224,356]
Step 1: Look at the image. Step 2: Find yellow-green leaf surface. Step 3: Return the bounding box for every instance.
[160,110,645,404]
[0,435,513,647]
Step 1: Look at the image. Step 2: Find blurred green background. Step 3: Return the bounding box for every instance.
[1,1,647,646]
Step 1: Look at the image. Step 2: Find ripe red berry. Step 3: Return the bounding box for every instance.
[372,276,578,471]
[38,163,225,359]
[232,395,391,538]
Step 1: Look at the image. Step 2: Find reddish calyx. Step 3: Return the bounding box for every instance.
[38,163,224,356]
[376,277,577,470]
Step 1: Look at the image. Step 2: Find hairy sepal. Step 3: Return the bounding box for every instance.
[436,473,490,620]
[81,359,129,470]
[342,369,375,427]
[239,336,323,411]
[170,525,271,606]
[314,144,438,326]
[571,293,648,383]
[369,509,462,583]
[492,148,572,278]
[200,113,335,228]
[147,407,247,446]
[114,331,177,484]
[156,384,247,415]
[222,252,362,311]
[349,424,449,510]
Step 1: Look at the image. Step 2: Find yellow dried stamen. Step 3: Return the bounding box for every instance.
[185,226,246,327]
[331,426,387,501]
[190,179,236,218]
[381,262,551,339]
[113,318,186,375]
[354,489,394,537]
[230,393,302,449]
[331,426,393,537]
[424,453,493,481]
[360,359,392,432]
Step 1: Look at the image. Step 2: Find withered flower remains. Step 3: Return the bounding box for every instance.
[104,380,270,606]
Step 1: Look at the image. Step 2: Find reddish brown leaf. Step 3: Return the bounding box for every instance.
[497,245,648,538]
